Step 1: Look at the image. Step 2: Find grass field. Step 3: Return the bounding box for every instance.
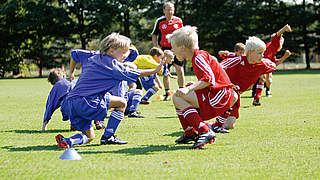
[0,70,319,179]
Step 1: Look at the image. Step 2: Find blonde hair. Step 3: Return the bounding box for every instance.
[245,36,266,56]
[164,50,174,59]
[100,32,131,55]
[234,43,245,52]
[167,25,199,49]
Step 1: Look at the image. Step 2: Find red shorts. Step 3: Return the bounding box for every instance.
[195,87,234,121]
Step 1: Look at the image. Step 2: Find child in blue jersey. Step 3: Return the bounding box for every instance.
[56,32,164,149]
[162,50,176,100]
[42,68,71,131]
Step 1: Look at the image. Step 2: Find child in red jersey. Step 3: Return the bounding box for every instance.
[168,26,239,149]
[218,42,245,60]
[252,24,292,106]
[211,36,290,133]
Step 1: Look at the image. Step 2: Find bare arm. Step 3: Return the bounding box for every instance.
[175,80,210,97]
[139,60,165,77]
[152,34,159,47]
[155,75,163,89]
[69,58,77,81]
[275,50,291,66]
[276,24,292,37]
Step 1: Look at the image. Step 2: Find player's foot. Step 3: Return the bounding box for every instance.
[100,135,128,145]
[124,110,129,116]
[253,99,261,106]
[140,100,151,104]
[55,134,70,149]
[128,111,144,118]
[175,133,198,144]
[190,130,216,149]
[95,121,105,130]
[211,125,230,133]
[163,95,171,101]
[70,125,76,131]
[266,90,272,97]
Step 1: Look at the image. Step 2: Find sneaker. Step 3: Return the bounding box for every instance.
[140,100,151,104]
[70,125,76,131]
[95,121,105,130]
[100,135,128,145]
[252,99,261,106]
[128,111,144,118]
[212,125,230,133]
[266,90,272,97]
[175,133,199,144]
[55,134,70,149]
[191,130,216,149]
[163,95,171,101]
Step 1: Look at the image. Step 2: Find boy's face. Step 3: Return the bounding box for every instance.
[110,47,130,62]
[235,49,245,56]
[153,54,164,63]
[56,69,66,79]
[249,48,265,63]
[171,43,185,62]
[164,56,174,64]
[163,4,174,20]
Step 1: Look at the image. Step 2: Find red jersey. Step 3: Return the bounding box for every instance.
[264,35,281,63]
[151,16,183,48]
[192,49,233,90]
[220,56,276,93]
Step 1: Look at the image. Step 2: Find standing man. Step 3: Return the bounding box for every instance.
[152,2,184,101]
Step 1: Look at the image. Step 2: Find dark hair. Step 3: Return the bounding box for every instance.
[149,47,164,57]
[48,68,61,85]
[234,43,245,52]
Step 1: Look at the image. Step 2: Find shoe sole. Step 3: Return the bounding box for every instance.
[55,134,69,149]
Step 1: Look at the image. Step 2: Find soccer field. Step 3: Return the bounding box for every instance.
[0,70,319,179]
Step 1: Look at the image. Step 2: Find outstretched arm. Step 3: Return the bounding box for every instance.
[175,80,210,97]
[139,60,165,77]
[152,35,159,48]
[275,50,291,66]
[276,24,292,37]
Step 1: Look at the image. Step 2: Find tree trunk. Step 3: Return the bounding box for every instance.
[303,0,310,69]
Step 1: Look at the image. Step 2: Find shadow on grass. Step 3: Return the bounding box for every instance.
[81,144,190,155]
[163,131,182,137]
[1,129,70,134]
[2,145,59,151]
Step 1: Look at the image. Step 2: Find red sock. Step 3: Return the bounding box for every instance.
[183,107,209,134]
[254,83,264,100]
[213,115,227,126]
[176,109,195,136]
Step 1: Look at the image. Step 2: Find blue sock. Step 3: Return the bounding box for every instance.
[65,133,88,146]
[129,93,142,112]
[142,88,156,101]
[103,110,124,138]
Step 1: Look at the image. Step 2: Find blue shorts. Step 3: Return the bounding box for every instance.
[140,75,156,91]
[67,93,110,131]
[162,64,169,77]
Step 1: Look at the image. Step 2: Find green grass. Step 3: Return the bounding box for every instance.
[0,71,319,179]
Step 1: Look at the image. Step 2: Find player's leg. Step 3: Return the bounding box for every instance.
[101,95,128,145]
[163,75,171,101]
[127,89,144,118]
[265,73,272,97]
[253,75,265,106]
[172,92,215,149]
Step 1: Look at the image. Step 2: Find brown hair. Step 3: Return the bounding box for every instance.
[149,47,164,57]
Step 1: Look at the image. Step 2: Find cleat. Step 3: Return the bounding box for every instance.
[211,125,230,133]
[100,135,128,145]
[128,111,144,118]
[190,130,216,149]
[70,125,76,131]
[163,95,171,101]
[140,100,150,105]
[175,133,199,144]
[95,121,105,130]
[55,134,70,149]
[266,90,272,97]
[124,110,129,116]
[253,99,261,106]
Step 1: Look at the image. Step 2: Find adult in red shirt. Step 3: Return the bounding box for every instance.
[168,26,238,149]
[152,2,184,101]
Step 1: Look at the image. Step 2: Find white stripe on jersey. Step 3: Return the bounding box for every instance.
[210,88,227,107]
[220,56,242,69]
[151,16,166,34]
[195,54,215,85]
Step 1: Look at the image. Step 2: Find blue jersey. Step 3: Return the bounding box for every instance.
[68,49,141,98]
[162,64,169,76]
[123,48,138,62]
[43,78,71,122]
